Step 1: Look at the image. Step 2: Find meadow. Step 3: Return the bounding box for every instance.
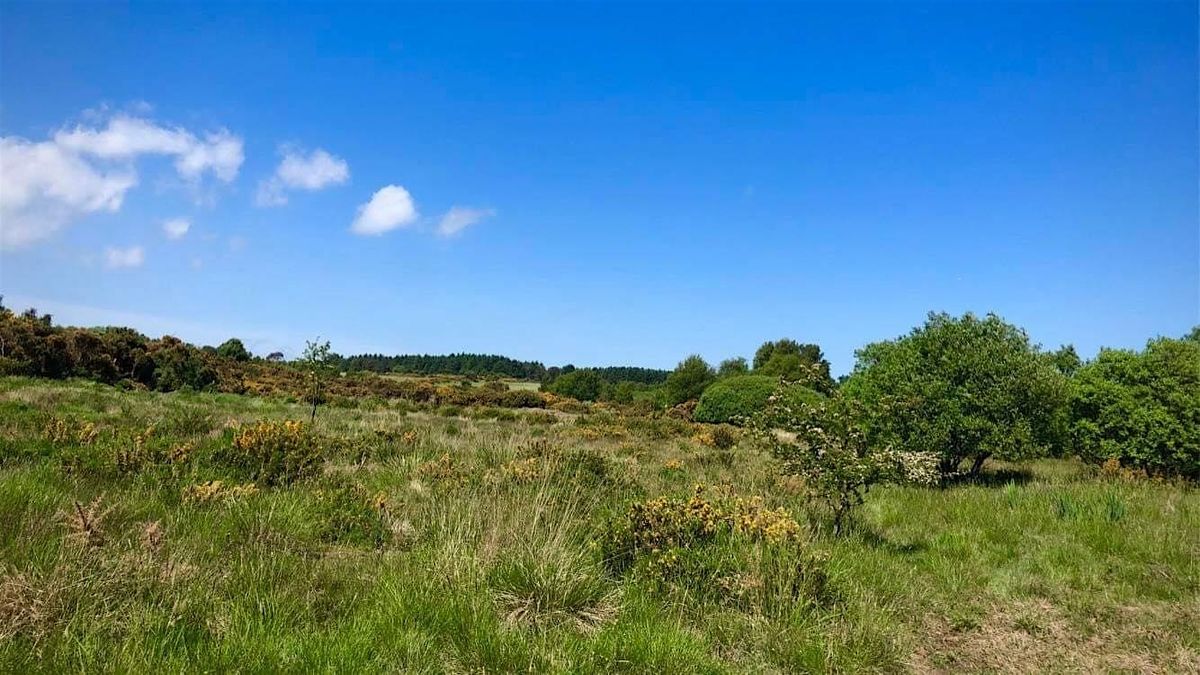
[1,376,1196,672]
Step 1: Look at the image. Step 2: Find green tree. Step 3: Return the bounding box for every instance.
[217,338,252,362]
[843,312,1068,477]
[717,357,749,378]
[1050,344,1082,376]
[302,338,334,422]
[545,369,604,401]
[752,338,835,392]
[664,355,716,405]
[1069,336,1199,478]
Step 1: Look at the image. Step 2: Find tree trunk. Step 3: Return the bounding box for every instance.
[969,453,990,476]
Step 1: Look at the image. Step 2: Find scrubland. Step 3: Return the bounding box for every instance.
[1,377,1196,672]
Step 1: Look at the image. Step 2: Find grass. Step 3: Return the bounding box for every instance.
[0,376,1196,672]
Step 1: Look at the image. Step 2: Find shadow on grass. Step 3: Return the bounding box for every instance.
[849,524,926,555]
[944,467,1034,489]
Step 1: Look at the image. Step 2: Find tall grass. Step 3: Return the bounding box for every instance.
[0,377,1196,672]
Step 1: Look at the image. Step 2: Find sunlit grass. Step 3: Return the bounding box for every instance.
[1,377,1196,672]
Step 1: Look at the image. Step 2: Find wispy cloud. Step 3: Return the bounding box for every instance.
[436,206,495,237]
[162,217,190,240]
[103,245,145,269]
[256,147,349,206]
[54,114,243,181]
[351,185,418,236]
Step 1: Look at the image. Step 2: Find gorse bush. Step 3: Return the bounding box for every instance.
[599,485,804,574]
[843,312,1068,477]
[217,420,323,486]
[598,486,830,614]
[1069,335,1199,479]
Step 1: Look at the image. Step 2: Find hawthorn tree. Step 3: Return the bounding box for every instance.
[842,312,1068,477]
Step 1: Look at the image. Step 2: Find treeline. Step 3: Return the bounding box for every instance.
[334,354,670,384]
[338,353,547,380]
[2,298,1194,479]
[542,338,835,407]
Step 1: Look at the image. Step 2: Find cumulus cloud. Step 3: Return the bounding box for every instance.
[256,147,349,206]
[0,112,243,250]
[436,206,495,237]
[0,137,137,249]
[351,185,418,236]
[162,217,190,240]
[103,245,144,269]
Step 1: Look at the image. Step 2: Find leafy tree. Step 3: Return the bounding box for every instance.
[664,355,716,405]
[302,338,334,422]
[217,338,252,362]
[1050,344,1082,376]
[605,380,643,405]
[717,357,749,378]
[750,385,938,534]
[266,351,285,362]
[752,339,835,392]
[1069,336,1199,478]
[148,336,217,391]
[843,312,1068,477]
[545,369,604,401]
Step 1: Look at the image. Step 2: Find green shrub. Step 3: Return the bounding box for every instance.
[545,369,604,401]
[749,386,939,534]
[1069,335,1199,479]
[314,477,390,547]
[694,375,794,425]
[843,312,1068,477]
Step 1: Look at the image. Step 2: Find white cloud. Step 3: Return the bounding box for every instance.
[351,185,418,236]
[0,111,243,250]
[436,206,495,237]
[256,147,349,206]
[0,137,137,249]
[55,114,243,181]
[228,235,247,252]
[103,245,144,269]
[162,217,190,240]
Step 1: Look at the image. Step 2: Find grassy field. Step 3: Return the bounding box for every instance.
[0,377,1196,672]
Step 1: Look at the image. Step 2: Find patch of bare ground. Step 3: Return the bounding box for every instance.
[909,599,1200,674]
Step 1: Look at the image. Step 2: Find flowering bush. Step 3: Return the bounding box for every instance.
[599,485,804,573]
[749,385,939,534]
[597,486,827,613]
[218,420,323,486]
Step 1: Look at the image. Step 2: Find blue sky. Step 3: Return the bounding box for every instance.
[1,1,1196,373]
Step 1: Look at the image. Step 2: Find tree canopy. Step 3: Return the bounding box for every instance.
[842,312,1068,476]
